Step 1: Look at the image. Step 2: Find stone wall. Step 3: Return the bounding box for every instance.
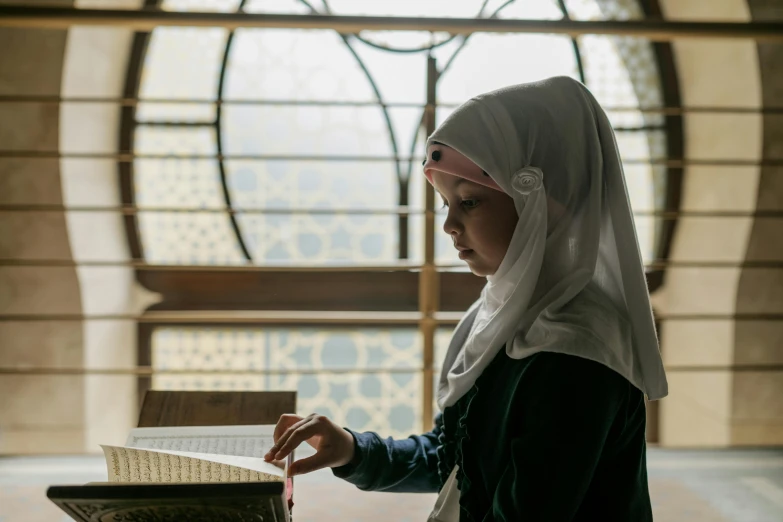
[0,0,151,454]
[656,0,783,446]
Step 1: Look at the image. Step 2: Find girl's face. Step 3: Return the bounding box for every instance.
[431,171,519,277]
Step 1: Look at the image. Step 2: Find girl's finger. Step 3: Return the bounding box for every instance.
[273,418,322,460]
[264,416,309,461]
[267,459,285,470]
[273,414,303,443]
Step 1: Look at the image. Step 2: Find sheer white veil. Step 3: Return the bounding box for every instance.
[431,77,668,409]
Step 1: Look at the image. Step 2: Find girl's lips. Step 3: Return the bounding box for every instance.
[458,249,474,260]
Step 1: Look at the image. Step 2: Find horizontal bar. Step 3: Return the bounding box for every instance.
[655,314,783,321]
[1,150,781,167]
[0,259,369,268]
[0,96,417,107]
[0,366,421,376]
[3,364,782,377]
[664,365,783,372]
[3,259,783,269]
[146,121,661,134]
[0,260,422,270]
[0,205,426,216]
[2,7,783,41]
[0,151,414,162]
[140,120,214,127]
[140,310,427,324]
[0,260,398,269]
[0,312,780,322]
[3,205,783,219]
[0,310,462,324]
[1,95,781,114]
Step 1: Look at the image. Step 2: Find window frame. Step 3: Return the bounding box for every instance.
[122,0,683,437]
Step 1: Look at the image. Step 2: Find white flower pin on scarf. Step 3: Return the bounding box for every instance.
[511,166,544,195]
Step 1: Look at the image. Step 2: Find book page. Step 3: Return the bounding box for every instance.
[101,445,285,484]
[125,425,277,458]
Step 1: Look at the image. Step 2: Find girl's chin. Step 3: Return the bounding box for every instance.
[464,259,492,277]
[463,257,503,278]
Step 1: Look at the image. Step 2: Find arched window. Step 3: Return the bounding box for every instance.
[125,0,680,437]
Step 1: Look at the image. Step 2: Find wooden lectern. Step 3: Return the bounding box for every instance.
[47,391,297,522]
[136,390,297,428]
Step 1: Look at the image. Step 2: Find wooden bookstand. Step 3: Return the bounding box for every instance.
[137,390,297,427]
[47,390,297,522]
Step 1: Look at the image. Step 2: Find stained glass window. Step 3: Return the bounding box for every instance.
[152,326,421,438]
[136,0,672,434]
[137,0,666,267]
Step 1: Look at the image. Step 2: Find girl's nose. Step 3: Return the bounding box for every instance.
[442,210,463,237]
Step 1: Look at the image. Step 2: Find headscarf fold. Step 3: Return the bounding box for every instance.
[424,77,668,409]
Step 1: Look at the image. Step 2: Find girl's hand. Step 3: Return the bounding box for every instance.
[263,413,355,476]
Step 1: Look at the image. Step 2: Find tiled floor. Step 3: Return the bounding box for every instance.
[1,449,782,521]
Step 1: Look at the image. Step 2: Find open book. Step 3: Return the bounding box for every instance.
[102,424,288,483]
[100,425,293,516]
[47,424,293,522]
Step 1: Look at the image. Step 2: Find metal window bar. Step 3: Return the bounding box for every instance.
[2,260,783,269]
[1,313,782,322]
[3,364,782,376]
[118,21,149,261]
[130,120,664,132]
[0,311,443,323]
[1,151,781,167]
[419,56,438,431]
[2,6,783,41]
[2,95,782,114]
[3,206,783,218]
[0,367,425,376]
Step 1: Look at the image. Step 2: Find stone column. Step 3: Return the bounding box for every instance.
[0,0,153,454]
[656,0,783,447]
[0,0,87,453]
[730,0,783,446]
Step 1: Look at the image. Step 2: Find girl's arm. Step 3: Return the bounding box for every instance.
[330,413,444,493]
[488,355,641,521]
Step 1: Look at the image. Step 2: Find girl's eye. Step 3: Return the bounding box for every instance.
[461,199,479,209]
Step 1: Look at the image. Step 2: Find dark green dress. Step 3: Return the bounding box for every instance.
[332,350,653,521]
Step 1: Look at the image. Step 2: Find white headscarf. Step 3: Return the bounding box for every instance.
[430,76,668,409]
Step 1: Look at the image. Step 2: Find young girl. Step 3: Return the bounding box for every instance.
[264,76,668,521]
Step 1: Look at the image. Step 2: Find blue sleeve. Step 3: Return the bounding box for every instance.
[330,414,443,493]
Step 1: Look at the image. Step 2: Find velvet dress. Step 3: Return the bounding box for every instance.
[332,351,653,522]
